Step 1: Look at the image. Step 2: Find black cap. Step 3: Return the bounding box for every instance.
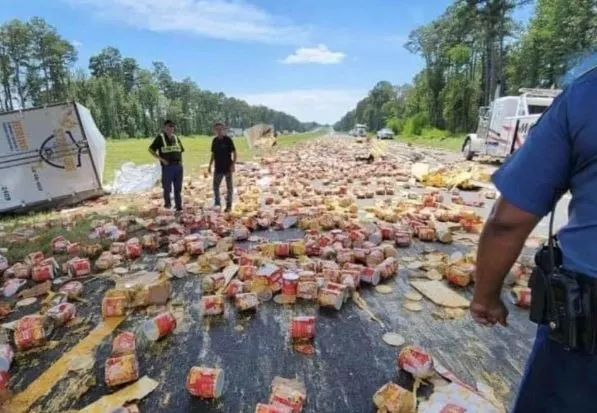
[164,120,175,126]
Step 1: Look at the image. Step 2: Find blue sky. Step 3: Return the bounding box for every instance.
[1,0,533,124]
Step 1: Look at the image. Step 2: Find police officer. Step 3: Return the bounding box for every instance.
[471,70,597,412]
[149,120,184,211]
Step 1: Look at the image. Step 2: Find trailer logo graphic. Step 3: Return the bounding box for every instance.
[39,131,84,170]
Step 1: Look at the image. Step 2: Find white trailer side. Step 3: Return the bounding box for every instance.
[0,102,106,213]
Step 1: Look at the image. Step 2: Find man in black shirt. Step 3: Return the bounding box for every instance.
[148,120,184,211]
[208,122,236,212]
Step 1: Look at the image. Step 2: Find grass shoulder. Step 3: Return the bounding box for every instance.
[104,132,322,182]
[392,128,465,152]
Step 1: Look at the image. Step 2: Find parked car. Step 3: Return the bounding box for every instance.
[376,128,394,140]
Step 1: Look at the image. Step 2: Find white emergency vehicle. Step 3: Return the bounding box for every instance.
[462,85,561,160]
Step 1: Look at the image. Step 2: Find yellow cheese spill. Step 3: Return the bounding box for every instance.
[77,376,158,413]
[4,317,125,413]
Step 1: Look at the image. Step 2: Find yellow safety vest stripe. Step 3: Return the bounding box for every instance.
[160,133,182,153]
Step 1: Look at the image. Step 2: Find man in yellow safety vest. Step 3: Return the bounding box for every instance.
[148,120,184,211]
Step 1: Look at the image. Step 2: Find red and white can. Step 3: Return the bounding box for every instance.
[0,371,9,392]
[397,345,434,379]
[144,311,177,341]
[274,242,290,258]
[366,249,385,268]
[68,257,91,277]
[325,282,348,302]
[226,279,246,298]
[168,240,186,257]
[377,257,398,280]
[125,238,142,259]
[322,268,341,283]
[102,294,128,318]
[268,269,283,293]
[270,385,306,413]
[59,281,84,298]
[380,226,394,241]
[51,236,68,253]
[255,403,291,413]
[201,295,225,316]
[298,271,316,282]
[305,241,321,256]
[297,281,318,301]
[510,287,532,308]
[32,263,55,282]
[14,315,53,351]
[186,366,225,398]
[282,273,299,296]
[66,242,81,256]
[359,267,381,286]
[26,251,44,266]
[417,227,436,242]
[235,293,259,312]
[105,354,139,387]
[112,331,136,356]
[46,302,76,327]
[290,316,315,342]
[187,241,205,256]
[394,231,412,248]
[239,265,257,281]
[318,288,344,310]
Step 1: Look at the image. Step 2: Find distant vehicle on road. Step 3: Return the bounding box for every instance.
[376,128,394,140]
[351,124,367,137]
[227,127,243,137]
[462,84,561,161]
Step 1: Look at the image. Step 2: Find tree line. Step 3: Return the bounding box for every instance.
[0,17,319,138]
[335,0,597,136]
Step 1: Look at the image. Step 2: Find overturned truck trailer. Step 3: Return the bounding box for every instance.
[0,102,106,214]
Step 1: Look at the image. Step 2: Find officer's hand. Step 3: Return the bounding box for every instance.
[230,164,235,173]
[207,166,212,175]
[470,297,509,327]
[160,158,169,166]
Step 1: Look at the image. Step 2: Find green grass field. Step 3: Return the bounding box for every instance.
[103,132,321,183]
[393,128,465,152]
[0,131,322,260]
[367,128,464,152]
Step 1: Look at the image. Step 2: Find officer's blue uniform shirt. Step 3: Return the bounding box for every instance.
[492,69,597,277]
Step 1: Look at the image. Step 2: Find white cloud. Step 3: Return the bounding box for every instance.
[66,0,309,44]
[71,40,83,48]
[238,89,366,124]
[282,44,346,65]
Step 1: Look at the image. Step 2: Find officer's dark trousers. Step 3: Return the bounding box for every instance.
[512,325,597,412]
[161,164,183,210]
[213,172,233,209]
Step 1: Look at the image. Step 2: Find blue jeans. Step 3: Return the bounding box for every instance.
[161,164,183,210]
[512,325,597,412]
[213,172,233,209]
